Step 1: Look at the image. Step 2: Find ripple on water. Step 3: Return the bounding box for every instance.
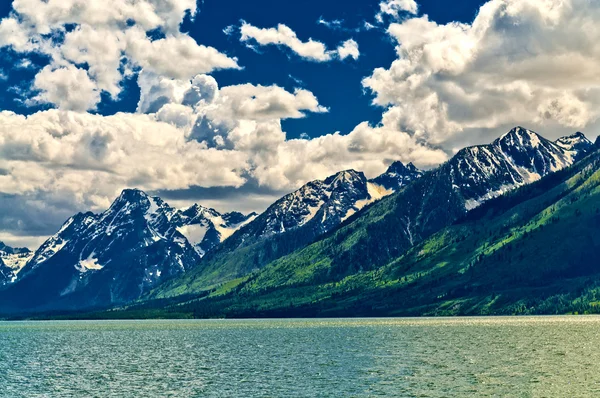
[1,317,600,397]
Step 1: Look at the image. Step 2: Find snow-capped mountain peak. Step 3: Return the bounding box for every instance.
[228,164,422,245]
[17,188,257,287]
[450,127,593,210]
[496,126,542,148]
[0,243,33,285]
[174,203,256,256]
[387,161,419,175]
[370,161,424,191]
[179,203,221,223]
[555,132,593,154]
[326,169,365,187]
[252,170,370,236]
[4,189,257,310]
[100,189,177,238]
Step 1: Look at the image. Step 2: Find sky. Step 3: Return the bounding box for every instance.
[0,0,599,248]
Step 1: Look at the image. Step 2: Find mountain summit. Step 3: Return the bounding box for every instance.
[0,189,255,312]
[220,165,423,246]
[371,161,423,191]
[555,131,594,153]
[451,127,592,209]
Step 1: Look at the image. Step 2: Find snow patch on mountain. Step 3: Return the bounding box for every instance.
[464,184,516,211]
[351,182,394,218]
[174,204,257,255]
[213,215,256,241]
[77,254,104,273]
[177,224,209,247]
[0,243,34,284]
[1,251,32,270]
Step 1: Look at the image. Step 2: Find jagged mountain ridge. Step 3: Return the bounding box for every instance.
[215,162,424,249]
[11,190,256,283]
[151,163,424,296]
[1,190,201,311]
[556,132,592,153]
[371,161,423,191]
[349,127,594,262]
[450,127,591,209]
[0,161,420,312]
[174,204,257,256]
[235,171,384,242]
[215,127,589,258]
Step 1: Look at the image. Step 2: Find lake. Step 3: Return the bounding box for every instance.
[1,317,599,397]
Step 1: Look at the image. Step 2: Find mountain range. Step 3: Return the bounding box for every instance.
[0,157,422,313]
[151,127,593,300]
[0,127,597,317]
[184,142,600,318]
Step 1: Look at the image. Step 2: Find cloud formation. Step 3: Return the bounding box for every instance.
[0,0,239,111]
[240,22,360,62]
[365,0,600,147]
[28,65,101,111]
[376,0,419,23]
[133,73,442,191]
[337,39,360,61]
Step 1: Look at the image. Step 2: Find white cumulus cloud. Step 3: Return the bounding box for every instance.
[0,0,240,111]
[240,22,359,62]
[337,39,360,60]
[376,0,419,23]
[365,0,600,147]
[28,65,100,111]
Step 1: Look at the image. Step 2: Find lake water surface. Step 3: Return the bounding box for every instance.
[1,317,599,397]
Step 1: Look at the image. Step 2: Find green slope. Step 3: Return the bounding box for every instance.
[151,162,468,299]
[129,148,600,318]
[149,220,338,298]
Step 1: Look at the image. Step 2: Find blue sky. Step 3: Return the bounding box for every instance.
[0,0,485,139]
[0,0,598,248]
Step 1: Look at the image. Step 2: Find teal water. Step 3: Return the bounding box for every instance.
[1,317,599,397]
